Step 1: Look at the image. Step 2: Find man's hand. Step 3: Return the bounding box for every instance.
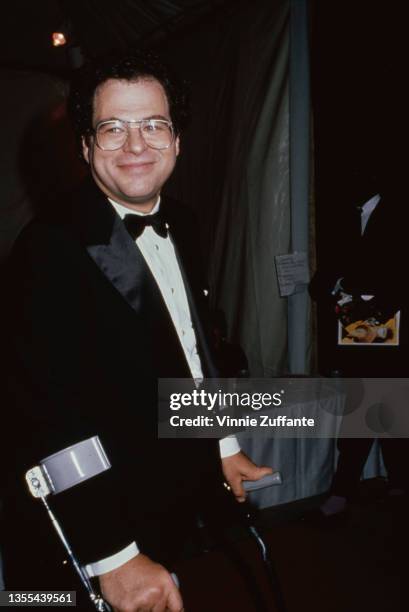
[221,451,273,502]
[99,553,183,612]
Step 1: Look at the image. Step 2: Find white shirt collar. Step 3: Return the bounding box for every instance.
[108,196,161,220]
[361,193,381,215]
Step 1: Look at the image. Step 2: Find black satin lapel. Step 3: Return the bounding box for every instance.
[85,213,192,377]
[86,215,147,314]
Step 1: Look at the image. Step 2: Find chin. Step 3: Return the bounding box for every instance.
[115,183,152,200]
[119,190,158,208]
[122,190,154,202]
[122,179,155,195]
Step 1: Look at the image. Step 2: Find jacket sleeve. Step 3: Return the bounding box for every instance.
[5,221,139,565]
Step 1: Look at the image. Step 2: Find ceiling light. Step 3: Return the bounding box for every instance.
[52,32,67,47]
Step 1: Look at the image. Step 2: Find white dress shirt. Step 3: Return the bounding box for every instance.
[84,197,239,578]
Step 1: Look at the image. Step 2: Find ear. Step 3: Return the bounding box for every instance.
[82,135,90,164]
[175,135,180,157]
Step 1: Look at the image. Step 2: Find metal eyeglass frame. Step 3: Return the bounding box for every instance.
[93,118,175,151]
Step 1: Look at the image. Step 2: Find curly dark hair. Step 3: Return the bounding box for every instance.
[68,49,189,151]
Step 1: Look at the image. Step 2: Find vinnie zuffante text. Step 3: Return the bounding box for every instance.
[169,414,315,428]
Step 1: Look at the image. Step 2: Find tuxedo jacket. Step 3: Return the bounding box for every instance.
[310,192,408,375]
[3,177,224,569]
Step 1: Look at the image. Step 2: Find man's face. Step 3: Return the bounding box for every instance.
[82,78,180,212]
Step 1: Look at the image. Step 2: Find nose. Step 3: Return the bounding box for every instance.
[123,126,147,154]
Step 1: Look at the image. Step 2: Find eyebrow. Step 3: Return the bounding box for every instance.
[97,114,171,123]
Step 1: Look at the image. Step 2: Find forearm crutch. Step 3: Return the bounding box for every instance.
[25,437,113,611]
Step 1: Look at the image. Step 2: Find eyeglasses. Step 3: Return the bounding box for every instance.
[93,118,175,151]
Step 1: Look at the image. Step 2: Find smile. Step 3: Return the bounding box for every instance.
[118,161,155,171]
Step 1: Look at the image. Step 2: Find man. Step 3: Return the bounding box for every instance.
[2,51,272,611]
[309,168,408,519]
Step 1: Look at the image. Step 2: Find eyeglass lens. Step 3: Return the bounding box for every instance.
[96,120,173,150]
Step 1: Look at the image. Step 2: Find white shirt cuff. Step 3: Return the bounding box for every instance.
[83,542,140,578]
[219,435,241,458]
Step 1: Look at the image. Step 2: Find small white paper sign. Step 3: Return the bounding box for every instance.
[275,252,310,297]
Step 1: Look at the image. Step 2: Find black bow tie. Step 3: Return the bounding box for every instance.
[123,212,168,239]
